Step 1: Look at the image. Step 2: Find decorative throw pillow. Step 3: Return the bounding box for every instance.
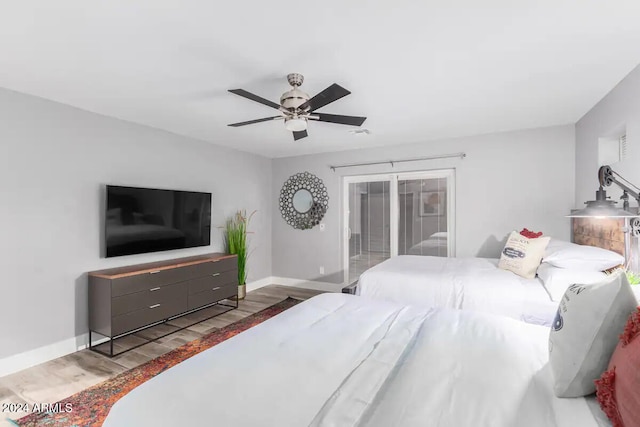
[520,228,543,239]
[595,307,640,427]
[536,263,607,302]
[549,272,637,397]
[543,241,624,271]
[498,231,550,279]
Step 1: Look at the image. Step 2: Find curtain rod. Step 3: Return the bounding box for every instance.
[329,152,466,172]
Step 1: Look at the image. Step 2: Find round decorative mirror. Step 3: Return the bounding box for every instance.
[279,172,329,230]
[292,189,314,213]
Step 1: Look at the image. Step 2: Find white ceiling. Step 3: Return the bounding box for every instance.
[1,1,640,158]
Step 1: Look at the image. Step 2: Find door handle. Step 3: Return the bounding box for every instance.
[211,273,220,277]
[212,286,221,291]
[149,304,161,309]
[149,287,161,292]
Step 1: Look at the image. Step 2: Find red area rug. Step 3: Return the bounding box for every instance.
[14,297,302,427]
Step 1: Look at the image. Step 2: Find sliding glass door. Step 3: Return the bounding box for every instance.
[345,178,393,285]
[344,170,455,284]
[398,173,452,257]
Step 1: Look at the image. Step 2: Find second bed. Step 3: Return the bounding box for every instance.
[356,255,558,326]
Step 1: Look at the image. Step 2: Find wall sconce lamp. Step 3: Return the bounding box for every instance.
[568,166,639,219]
[567,165,640,265]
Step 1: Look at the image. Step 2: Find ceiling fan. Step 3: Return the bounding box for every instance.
[227,73,367,141]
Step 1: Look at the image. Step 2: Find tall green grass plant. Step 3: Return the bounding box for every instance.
[224,210,256,285]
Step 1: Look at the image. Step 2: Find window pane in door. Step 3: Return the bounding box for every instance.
[348,181,391,284]
[398,177,448,256]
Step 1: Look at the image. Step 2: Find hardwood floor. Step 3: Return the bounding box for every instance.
[0,285,324,425]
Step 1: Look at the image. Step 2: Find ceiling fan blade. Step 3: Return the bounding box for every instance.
[299,84,351,112]
[311,113,367,126]
[228,89,281,109]
[293,130,308,141]
[228,116,282,127]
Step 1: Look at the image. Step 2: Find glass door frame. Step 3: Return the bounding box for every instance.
[342,169,456,284]
[343,174,396,285]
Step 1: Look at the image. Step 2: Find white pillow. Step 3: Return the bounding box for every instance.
[544,238,574,258]
[549,272,637,397]
[498,231,550,279]
[543,240,624,271]
[536,263,607,302]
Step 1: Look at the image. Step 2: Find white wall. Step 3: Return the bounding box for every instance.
[272,125,575,285]
[576,64,640,209]
[0,87,272,361]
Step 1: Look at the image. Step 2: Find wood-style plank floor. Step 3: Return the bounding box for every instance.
[0,285,324,425]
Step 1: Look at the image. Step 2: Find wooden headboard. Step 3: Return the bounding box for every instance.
[572,217,624,255]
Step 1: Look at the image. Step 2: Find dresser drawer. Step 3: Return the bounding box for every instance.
[194,256,238,277]
[112,295,188,336]
[187,271,237,295]
[111,260,233,297]
[188,285,237,310]
[112,282,184,317]
[207,256,237,273]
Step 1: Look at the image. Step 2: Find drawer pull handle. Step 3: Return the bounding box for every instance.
[149,287,161,292]
[149,304,161,309]
[211,273,220,277]
[149,270,162,274]
[212,286,221,291]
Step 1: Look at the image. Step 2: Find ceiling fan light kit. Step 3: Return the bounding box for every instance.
[228,73,367,141]
[284,117,307,132]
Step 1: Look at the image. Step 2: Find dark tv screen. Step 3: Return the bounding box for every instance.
[105,185,212,258]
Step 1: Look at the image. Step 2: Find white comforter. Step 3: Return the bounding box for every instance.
[357,255,557,326]
[103,294,604,427]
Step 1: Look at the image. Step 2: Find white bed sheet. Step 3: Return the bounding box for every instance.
[103,294,605,427]
[357,255,557,326]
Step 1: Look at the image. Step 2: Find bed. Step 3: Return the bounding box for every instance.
[357,255,558,326]
[103,293,608,427]
[406,231,448,256]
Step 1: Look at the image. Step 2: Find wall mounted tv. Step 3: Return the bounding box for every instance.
[105,185,212,258]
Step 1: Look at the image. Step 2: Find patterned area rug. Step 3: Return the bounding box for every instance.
[14,297,302,427]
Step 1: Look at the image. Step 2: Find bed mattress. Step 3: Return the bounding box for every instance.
[357,255,557,326]
[103,293,605,427]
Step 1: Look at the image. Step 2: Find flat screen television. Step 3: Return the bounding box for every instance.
[105,185,212,258]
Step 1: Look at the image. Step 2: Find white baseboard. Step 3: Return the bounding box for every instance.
[270,277,345,293]
[0,335,91,378]
[0,276,341,378]
[246,276,275,292]
[246,276,343,293]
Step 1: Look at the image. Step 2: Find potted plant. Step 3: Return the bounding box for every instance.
[627,270,640,285]
[224,210,255,300]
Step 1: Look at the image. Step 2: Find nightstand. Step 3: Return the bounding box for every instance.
[341,282,358,295]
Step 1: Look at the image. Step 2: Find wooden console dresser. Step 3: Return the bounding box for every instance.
[88,253,238,357]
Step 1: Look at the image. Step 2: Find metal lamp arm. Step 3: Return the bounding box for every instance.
[599,165,640,205]
[599,165,640,238]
